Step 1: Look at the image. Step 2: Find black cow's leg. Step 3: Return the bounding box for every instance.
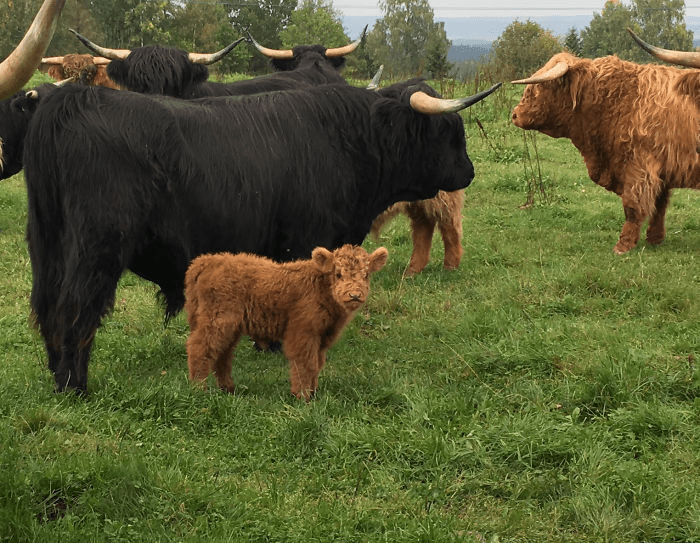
[51,263,123,393]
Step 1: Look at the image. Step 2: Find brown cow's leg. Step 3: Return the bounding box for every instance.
[406,211,436,275]
[646,188,671,246]
[615,205,643,254]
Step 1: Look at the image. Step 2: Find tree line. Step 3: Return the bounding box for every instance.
[0,0,451,79]
[1,0,694,81]
[457,0,694,81]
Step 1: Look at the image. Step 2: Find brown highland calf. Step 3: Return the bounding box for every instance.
[371,190,464,275]
[184,245,388,400]
[40,54,121,88]
[511,52,700,254]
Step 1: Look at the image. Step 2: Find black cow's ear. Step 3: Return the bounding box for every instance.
[189,63,210,85]
[106,59,128,85]
[10,89,40,115]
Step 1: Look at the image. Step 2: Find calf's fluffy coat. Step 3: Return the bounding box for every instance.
[185,245,388,400]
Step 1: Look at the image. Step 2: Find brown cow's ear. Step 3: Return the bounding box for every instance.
[312,247,334,273]
[369,247,388,273]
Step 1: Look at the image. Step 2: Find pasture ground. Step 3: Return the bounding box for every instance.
[0,78,699,542]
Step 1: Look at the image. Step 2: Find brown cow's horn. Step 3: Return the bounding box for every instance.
[511,61,569,84]
[409,83,503,115]
[627,27,700,68]
[40,56,65,66]
[188,38,245,64]
[0,0,67,100]
[70,29,131,60]
[249,35,294,60]
[325,25,367,58]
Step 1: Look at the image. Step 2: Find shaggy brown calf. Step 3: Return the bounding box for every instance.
[40,54,121,88]
[371,190,464,275]
[512,52,700,254]
[184,245,388,400]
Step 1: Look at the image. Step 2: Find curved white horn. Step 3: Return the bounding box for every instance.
[511,61,569,85]
[627,27,700,68]
[0,0,67,100]
[410,83,503,115]
[70,28,131,60]
[188,38,245,64]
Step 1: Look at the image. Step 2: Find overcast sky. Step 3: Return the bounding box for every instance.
[334,0,700,18]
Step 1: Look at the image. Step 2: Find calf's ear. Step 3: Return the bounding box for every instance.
[369,247,389,273]
[312,247,335,274]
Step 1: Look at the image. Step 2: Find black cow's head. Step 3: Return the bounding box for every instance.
[70,30,243,96]
[0,88,43,179]
[372,78,501,200]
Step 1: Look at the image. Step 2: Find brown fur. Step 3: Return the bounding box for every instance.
[41,54,120,89]
[184,244,388,400]
[512,52,700,254]
[370,189,464,275]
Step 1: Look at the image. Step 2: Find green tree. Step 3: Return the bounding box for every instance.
[490,19,563,80]
[631,0,693,54]
[581,0,693,61]
[425,21,453,79]
[170,1,250,74]
[123,0,175,47]
[280,0,348,47]
[227,0,298,72]
[365,0,450,77]
[564,27,583,55]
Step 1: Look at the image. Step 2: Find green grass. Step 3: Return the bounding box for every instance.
[1,79,700,542]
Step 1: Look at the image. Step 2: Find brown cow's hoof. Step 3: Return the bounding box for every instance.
[613,243,633,255]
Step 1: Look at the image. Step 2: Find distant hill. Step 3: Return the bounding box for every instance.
[448,40,491,62]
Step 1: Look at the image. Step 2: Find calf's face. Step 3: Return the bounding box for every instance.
[312,245,388,311]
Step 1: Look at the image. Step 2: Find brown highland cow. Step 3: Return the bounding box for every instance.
[512,51,700,254]
[184,245,388,400]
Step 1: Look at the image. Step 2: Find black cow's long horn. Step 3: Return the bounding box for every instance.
[627,27,700,68]
[188,38,245,64]
[410,83,503,115]
[325,25,367,58]
[0,0,67,100]
[248,35,294,60]
[70,29,131,60]
[367,65,384,90]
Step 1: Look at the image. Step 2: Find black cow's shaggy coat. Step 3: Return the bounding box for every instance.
[8,80,474,392]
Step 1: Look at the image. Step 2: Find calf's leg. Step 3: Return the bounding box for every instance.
[186,319,239,394]
[284,334,322,401]
[406,209,436,275]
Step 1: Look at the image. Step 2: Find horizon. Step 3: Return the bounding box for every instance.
[342,14,700,42]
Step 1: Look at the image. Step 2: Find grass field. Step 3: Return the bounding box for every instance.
[1,78,700,542]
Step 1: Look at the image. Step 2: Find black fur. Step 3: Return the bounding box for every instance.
[8,80,473,393]
[107,44,348,98]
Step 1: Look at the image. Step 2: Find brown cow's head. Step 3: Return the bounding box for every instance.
[312,245,388,312]
[0,0,66,100]
[510,52,591,139]
[40,54,121,89]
